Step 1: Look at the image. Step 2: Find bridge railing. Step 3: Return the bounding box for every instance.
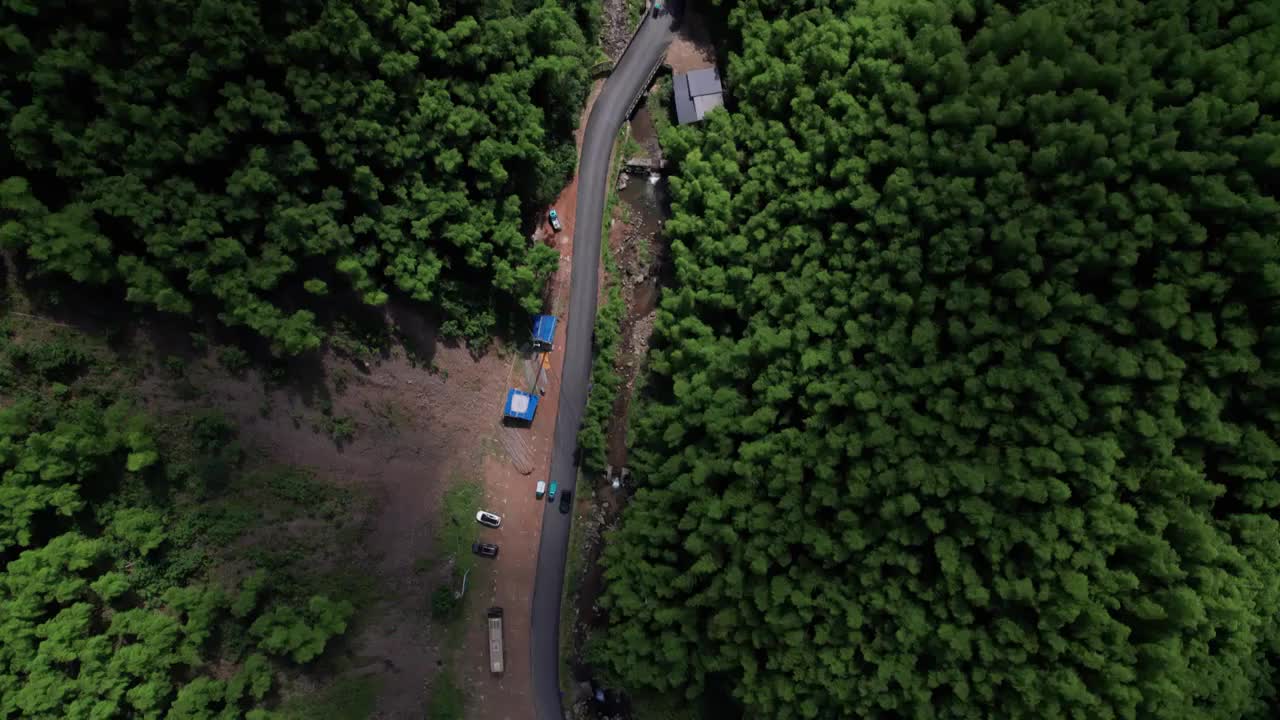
[590,8,670,125]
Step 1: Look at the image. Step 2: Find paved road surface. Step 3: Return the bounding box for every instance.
[530,12,674,720]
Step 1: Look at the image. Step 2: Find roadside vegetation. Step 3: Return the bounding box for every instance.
[629,0,648,31]
[1,0,599,352]
[645,76,675,141]
[578,128,633,474]
[558,474,592,696]
[425,674,467,720]
[592,1,1280,719]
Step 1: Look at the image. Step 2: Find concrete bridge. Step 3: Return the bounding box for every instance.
[622,157,669,173]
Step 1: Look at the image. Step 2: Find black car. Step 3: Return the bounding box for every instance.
[472,542,499,558]
[558,490,572,514]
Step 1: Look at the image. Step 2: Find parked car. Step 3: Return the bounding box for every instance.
[559,490,572,514]
[548,209,562,232]
[472,542,499,558]
[535,480,546,499]
[548,481,558,501]
[475,510,502,528]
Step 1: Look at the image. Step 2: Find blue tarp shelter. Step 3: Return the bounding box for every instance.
[532,315,557,349]
[503,389,539,422]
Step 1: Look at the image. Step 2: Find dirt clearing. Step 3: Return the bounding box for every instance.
[127,309,511,719]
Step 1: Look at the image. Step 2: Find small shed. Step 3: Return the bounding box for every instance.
[532,315,557,350]
[503,389,539,422]
[673,67,725,125]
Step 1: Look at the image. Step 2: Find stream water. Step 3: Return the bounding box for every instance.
[569,106,673,717]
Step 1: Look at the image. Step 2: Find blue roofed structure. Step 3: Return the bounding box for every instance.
[503,388,539,422]
[532,315,557,349]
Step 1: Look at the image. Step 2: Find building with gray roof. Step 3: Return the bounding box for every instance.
[672,67,724,125]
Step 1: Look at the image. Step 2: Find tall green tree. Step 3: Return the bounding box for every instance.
[595,1,1280,718]
[1,0,590,352]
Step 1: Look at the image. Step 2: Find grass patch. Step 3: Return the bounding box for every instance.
[563,485,591,603]
[280,674,380,720]
[414,473,493,719]
[621,131,644,160]
[0,313,116,392]
[426,474,488,663]
[426,669,467,720]
[578,280,624,474]
[437,479,484,575]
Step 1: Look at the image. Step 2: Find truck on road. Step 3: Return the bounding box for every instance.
[488,607,505,674]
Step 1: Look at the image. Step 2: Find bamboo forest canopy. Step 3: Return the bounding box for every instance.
[0,0,596,353]
[594,0,1280,718]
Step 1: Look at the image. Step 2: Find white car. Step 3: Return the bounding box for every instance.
[476,510,502,528]
[536,480,546,499]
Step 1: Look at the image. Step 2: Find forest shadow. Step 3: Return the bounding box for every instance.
[385,295,440,368]
[0,253,556,428]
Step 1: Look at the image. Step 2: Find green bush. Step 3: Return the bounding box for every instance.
[579,282,625,474]
[327,415,357,445]
[7,338,91,382]
[426,673,466,720]
[218,346,251,374]
[430,586,458,620]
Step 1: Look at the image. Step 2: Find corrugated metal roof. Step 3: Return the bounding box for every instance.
[686,67,722,97]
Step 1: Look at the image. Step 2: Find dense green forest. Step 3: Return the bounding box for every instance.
[0,309,364,717]
[594,0,1280,718]
[1,0,597,353]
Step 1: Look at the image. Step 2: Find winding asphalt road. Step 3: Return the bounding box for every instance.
[529,12,673,720]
